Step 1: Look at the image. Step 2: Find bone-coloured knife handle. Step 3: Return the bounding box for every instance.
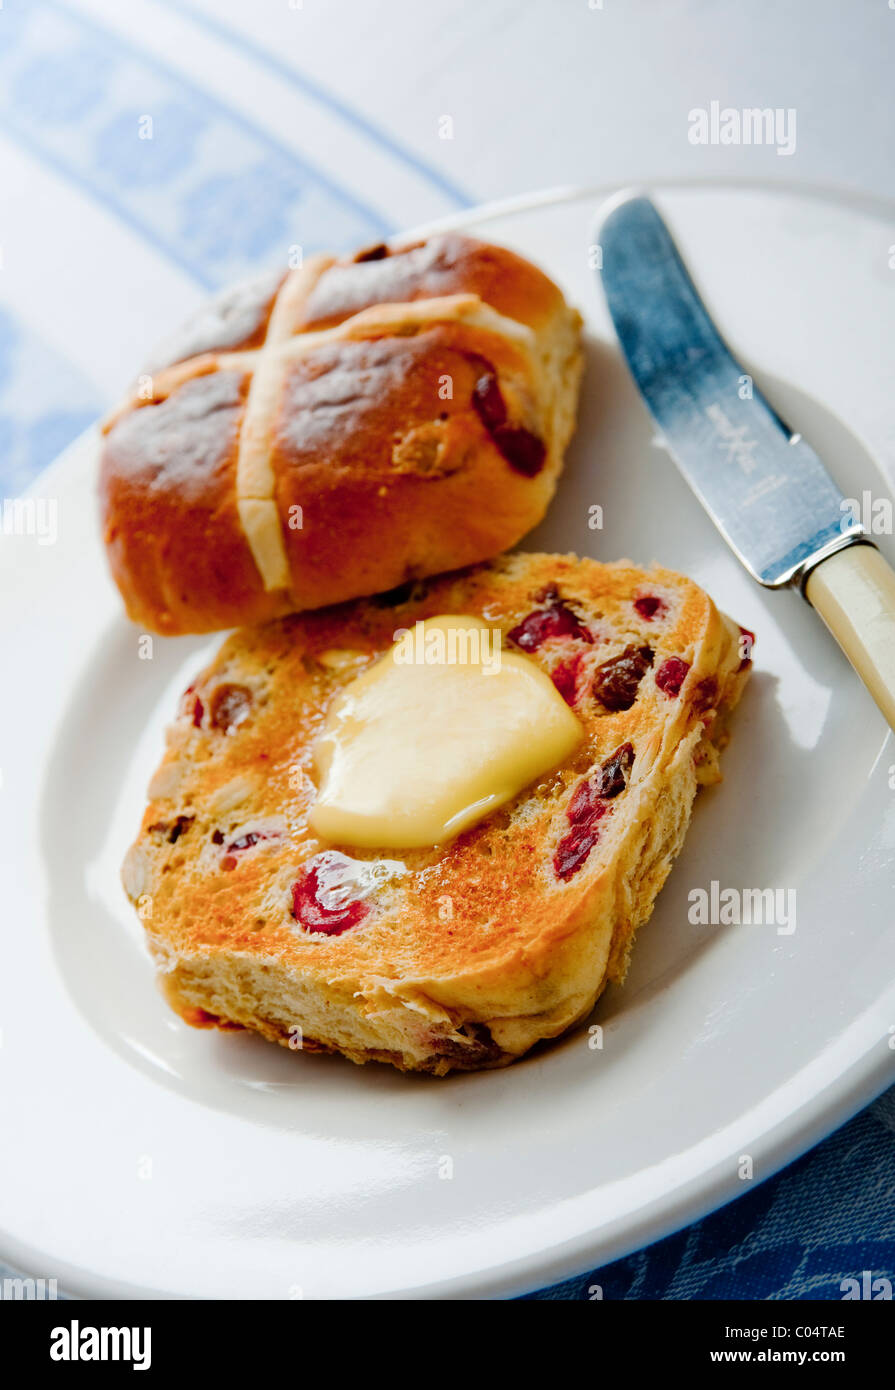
[804,542,895,732]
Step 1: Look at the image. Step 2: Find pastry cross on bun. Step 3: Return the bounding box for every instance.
[100,234,583,635]
[122,552,752,1075]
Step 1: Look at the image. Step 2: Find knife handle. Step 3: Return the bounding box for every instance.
[804,542,895,732]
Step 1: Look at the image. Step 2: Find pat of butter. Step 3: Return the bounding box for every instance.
[309,614,582,849]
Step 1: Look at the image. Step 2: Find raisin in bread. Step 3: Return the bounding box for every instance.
[122,552,752,1075]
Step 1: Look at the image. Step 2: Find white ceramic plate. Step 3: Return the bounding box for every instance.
[2,183,894,1300]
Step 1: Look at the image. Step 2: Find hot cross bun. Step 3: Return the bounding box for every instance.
[99,234,583,634]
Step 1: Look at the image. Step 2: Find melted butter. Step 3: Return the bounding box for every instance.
[309,614,582,849]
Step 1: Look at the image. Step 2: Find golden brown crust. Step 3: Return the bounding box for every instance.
[143,268,287,372]
[123,552,752,1074]
[99,368,296,632]
[297,233,568,334]
[99,235,583,634]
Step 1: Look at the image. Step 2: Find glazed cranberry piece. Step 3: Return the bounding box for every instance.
[557,781,605,882]
[634,594,667,622]
[737,625,756,671]
[509,597,593,651]
[592,645,653,711]
[209,683,252,732]
[290,860,368,936]
[655,657,690,697]
[471,370,547,476]
[566,777,607,826]
[491,424,546,477]
[472,372,507,431]
[555,744,637,881]
[551,654,581,705]
[181,684,204,727]
[554,826,600,881]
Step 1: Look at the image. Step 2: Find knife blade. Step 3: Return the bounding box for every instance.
[597,192,865,588]
[596,191,895,731]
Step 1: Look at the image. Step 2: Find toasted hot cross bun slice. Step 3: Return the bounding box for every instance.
[99,234,583,634]
[122,553,753,1075]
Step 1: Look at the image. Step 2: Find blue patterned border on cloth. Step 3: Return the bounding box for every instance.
[0,0,392,288]
[526,1088,895,1299]
[0,0,410,488]
[0,305,99,495]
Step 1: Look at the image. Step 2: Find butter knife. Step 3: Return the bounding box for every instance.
[597,192,895,732]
